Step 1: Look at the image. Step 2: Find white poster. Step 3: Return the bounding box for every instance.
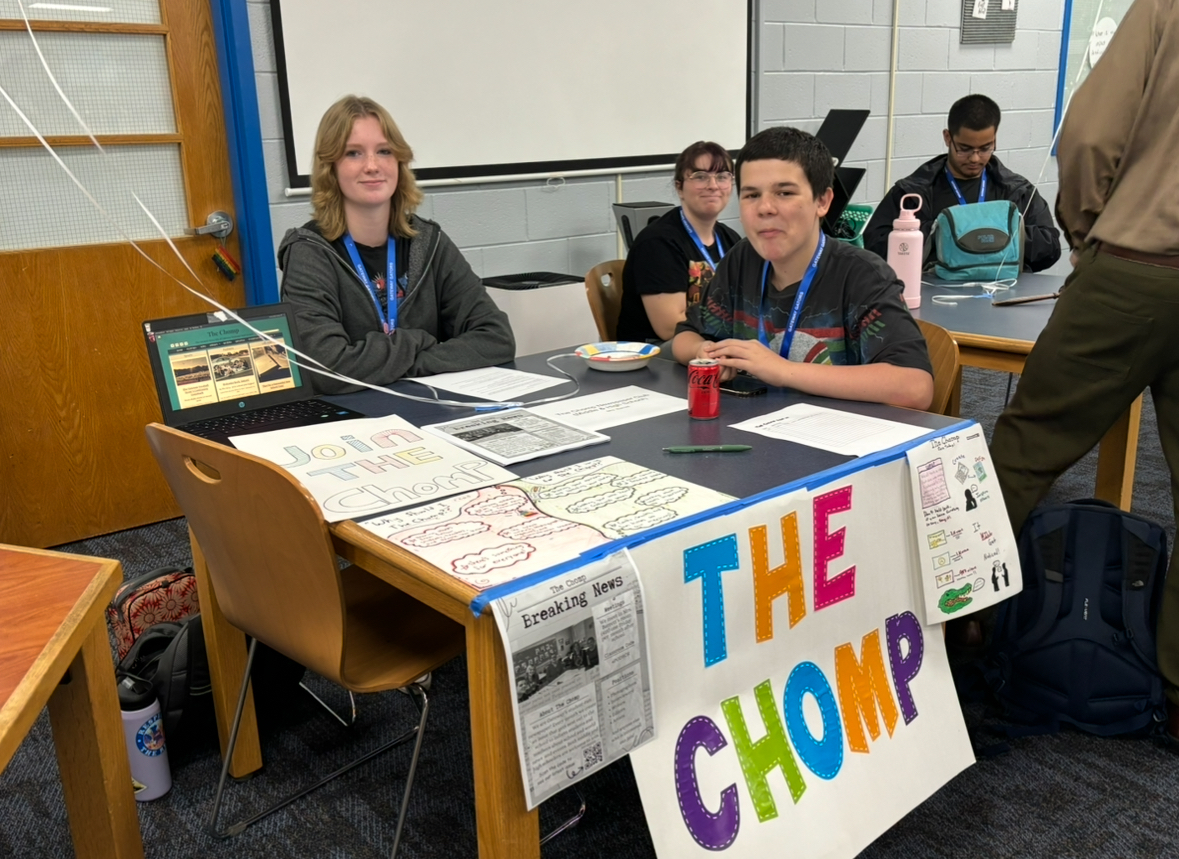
[492,551,655,809]
[230,414,515,522]
[627,459,974,858]
[906,423,1022,624]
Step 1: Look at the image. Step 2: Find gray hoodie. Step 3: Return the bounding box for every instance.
[277,215,515,394]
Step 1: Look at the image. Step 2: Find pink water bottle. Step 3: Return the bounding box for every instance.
[887,193,923,309]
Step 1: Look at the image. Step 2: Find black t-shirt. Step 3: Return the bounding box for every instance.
[932,170,984,218]
[617,207,742,343]
[330,235,410,317]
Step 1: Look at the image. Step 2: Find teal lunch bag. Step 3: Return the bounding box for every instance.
[932,199,1024,282]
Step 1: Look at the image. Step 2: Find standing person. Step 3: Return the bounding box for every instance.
[279,95,514,394]
[616,142,742,343]
[672,127,933,410]
[989,0,1179,735]
[863,94,1061,273]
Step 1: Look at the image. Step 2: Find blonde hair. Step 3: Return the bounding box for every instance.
[310,95,423,241]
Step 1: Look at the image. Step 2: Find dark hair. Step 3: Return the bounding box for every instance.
[674,141,733,188]
[735,127,833,198]
[947,94,1001,135]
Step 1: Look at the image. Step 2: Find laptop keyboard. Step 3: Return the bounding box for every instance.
[184,399,348,438]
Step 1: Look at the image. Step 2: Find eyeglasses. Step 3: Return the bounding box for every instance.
[685,171,734,187]
[951,140,996,158]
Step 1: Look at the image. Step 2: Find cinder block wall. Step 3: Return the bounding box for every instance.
[248,0,1066,283]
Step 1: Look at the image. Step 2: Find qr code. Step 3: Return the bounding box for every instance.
[583,742,603,768]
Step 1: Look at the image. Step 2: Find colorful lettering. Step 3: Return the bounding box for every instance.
[886,611,924,724]
[783,662,843,779]
[684,535,740,667]
[674,717,740,850]
[813,487,856,610]
[750,513,806,643]
[834,630,899,753]
[721,680,806,822]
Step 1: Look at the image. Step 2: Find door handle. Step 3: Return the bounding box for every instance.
[188,211,233,240]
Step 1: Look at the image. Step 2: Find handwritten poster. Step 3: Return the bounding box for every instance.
[359,456,734,590]
[905,423,1022,624]
[627,457,974,858]
[229,414,515,522]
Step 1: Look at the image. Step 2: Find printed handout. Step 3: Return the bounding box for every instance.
[730,403,931,456]
[527,385,687,431]
[491,550,654,810]
[905,422,1022,624]
[424,409,609,466]
[408,366,568,401]
[229,414,515,523]
[357,456,735,590]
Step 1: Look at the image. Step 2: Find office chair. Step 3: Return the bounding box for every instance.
[584,260,625,340]
[915,319,962,416]
[144,424,464,858]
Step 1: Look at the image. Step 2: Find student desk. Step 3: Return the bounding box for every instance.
[193,351,959,859]
[0,545,144,859]
[913,272,1142,510]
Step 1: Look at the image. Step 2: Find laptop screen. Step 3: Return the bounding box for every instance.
[143,303,314,427]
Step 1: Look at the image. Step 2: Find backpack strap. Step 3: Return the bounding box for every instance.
[1015,522,1067,648]
[1121,519,1163,671]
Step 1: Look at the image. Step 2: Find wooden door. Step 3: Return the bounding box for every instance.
[0,0,246,547]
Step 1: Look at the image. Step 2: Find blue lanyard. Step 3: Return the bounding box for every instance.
[944,164,986,206]
[758,232,826,359]
[343,234,398,334]
[679,208,724,270]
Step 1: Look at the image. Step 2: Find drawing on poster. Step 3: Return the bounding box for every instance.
[359,456,734,590]
[917,459,951,508]
[906,425,1022,623]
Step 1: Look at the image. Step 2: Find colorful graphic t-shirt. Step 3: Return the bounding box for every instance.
[618,207,742,343]
[678,235,932,373]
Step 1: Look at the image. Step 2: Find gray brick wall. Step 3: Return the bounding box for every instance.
[247,0,1068,287]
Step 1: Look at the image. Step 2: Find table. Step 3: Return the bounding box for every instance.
[913,272,1142,509]
[193,351,959,859]
[0,545,144,859]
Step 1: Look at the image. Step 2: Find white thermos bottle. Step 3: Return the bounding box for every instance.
[118,674,172,801]
[887,193,924,309]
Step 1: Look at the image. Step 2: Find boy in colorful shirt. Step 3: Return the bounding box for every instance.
[673,126,933,410]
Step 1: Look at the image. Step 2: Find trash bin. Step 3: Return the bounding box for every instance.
[482,272,602,357]
[612,202,676,250]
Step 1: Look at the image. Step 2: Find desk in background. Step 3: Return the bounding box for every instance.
[915,272,1142,510]
[0,545,144,859]
[194,350,959,859]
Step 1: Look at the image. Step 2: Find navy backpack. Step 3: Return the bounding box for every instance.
[988,499,1169,736]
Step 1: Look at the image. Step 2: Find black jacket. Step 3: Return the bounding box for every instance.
[863,154,1062,273]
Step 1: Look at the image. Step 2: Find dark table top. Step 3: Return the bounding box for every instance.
[913,271,1068,346]
[328,350,962,503]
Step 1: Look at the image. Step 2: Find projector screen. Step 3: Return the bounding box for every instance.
[271,0,752,185]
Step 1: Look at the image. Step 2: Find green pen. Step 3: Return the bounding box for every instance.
[662,445,753,454]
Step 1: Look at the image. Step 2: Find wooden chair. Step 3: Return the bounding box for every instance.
[144,424,464,857]
[916,318,961,416]
[584,259,625,340]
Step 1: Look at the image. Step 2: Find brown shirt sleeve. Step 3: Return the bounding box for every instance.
[1055,0,1166,249]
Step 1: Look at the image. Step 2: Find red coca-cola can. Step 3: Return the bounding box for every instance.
[688,358,721,420]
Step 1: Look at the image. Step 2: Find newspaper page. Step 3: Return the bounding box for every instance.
[491,550,654,810]
[423,409,608,465]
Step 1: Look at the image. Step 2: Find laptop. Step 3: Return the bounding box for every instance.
[142,302,363,446]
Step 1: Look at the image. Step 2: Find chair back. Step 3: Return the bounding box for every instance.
[145,424,348,682]
[584,260,625,341]
[915,319,961,416]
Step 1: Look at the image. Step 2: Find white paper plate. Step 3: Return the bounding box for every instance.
[574,341,661,372]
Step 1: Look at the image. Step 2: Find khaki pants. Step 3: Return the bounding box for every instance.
[990,245,1179,702]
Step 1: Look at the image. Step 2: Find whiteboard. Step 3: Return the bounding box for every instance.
[1054,0,1134,132]
[271,0,752,185]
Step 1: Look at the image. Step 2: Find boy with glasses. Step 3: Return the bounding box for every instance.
[863,94,1061,273]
